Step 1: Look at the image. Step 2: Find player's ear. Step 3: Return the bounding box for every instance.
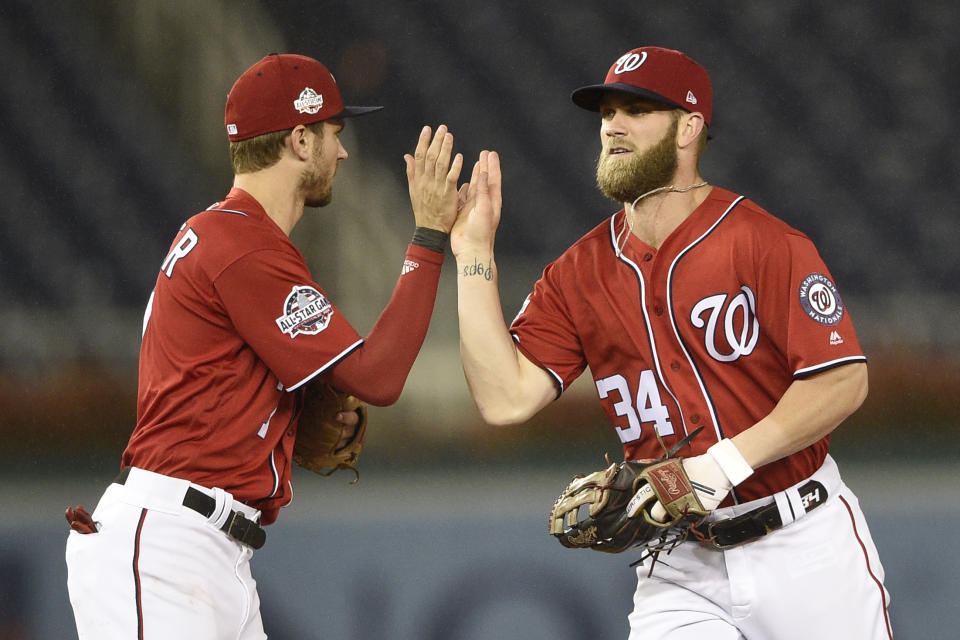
[677,112,706,150]
[288,125,312,161]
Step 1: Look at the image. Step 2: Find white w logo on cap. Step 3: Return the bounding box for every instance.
[614,51,647,74]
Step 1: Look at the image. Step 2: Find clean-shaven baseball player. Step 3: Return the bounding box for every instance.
[65,53,466,639]
[453,46,892,638]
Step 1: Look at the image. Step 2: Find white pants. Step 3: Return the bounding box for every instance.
[628,456,892,639]
[65,467,267,640]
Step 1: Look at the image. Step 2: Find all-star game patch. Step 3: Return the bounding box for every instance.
[276,285,334,337]
[798,273,844,325]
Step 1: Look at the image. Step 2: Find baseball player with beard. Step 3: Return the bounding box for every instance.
[453,46,892,638]
[64,53,468,639]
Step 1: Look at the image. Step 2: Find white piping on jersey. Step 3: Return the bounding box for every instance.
[664,196,746,446]
[268,450,280,497]
[205,206,249,217]
[287,338,364,391]
[609,213,689,438]
[794,355,867,379]
[511,334,565,393]
[142,290,155,338]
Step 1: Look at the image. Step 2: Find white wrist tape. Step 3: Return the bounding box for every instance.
[706,439,754,487]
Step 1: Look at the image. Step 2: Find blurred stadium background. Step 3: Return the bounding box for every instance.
[1,0,958,638]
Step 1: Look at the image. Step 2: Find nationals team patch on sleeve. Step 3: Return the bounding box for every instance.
[275,285,334,337]
[798,273,844,325]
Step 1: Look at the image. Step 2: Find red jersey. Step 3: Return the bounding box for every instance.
[123,188,438,523]
[510,187,865,503]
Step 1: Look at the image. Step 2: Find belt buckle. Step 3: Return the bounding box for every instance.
[224,511,266,549]
[225,511,251,537]
[695,508,773,550]
[697,520,736,550]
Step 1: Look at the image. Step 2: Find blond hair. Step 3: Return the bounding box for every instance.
[229,121,324,174]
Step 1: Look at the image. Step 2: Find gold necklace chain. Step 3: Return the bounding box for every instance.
[615,181,709,258]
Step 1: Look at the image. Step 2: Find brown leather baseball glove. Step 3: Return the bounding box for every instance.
[548,457,709,554]
[548,427,709,557]
[293,383,367,481]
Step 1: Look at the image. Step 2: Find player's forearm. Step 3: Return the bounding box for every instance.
[457,252,552,425]
[731,362,868,469]
[326,244,443,405]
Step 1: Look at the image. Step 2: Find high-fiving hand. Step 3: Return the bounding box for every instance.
[451,149,502,258]
[404,125,464,233]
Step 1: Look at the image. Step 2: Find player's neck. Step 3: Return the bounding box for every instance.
[232,169,305,236]
[623,179,711,249]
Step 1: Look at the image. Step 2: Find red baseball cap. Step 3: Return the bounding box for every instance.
[571,46,712,126]
[224,53,383,141]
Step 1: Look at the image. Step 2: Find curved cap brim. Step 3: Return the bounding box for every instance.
[571,83,684,112]
[334,105,384,118]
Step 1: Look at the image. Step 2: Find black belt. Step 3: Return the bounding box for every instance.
[693,480,827,549]
[114,467,266,549]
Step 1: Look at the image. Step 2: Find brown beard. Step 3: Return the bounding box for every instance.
[596,116,679,204]
[302,180,333,208]
[300,132,335,208]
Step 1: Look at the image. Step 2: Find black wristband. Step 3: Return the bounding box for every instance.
[411,227,449,253]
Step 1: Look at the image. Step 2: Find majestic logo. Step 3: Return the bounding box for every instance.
[799,273,844,325]
[626,483,656,517]
[294,87,323,114]
[690,286,760,363]
[830,330,844,346]
[614,51,647,74]
[275,286,334,337]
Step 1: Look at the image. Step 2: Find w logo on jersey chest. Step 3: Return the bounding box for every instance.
[690,286,759,362]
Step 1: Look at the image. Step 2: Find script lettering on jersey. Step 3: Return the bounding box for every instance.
[160,228,199,278]
[690,286,760,363]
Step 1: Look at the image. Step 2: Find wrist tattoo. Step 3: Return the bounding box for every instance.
[461,256,493,281]
[411,227,449,253]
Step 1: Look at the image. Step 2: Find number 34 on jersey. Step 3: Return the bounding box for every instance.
[596,370,675,443]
